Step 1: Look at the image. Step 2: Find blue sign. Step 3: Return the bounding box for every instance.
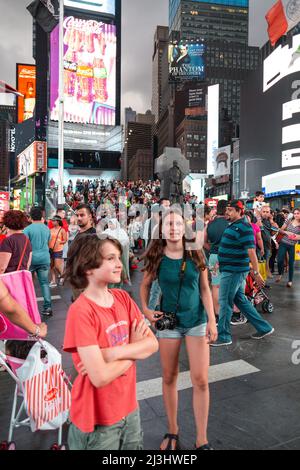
[169,42,205,82]
[64,0,115,16]
[192,0,248,6]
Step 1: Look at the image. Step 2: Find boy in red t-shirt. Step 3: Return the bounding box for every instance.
[63,234,158,450]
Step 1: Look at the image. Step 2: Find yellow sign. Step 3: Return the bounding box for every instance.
[295,244,300,261]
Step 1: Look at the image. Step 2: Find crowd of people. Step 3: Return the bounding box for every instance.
[48,177,200,211]
[0,183,300,451]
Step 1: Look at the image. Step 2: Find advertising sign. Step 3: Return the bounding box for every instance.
[16,64,36,123]
[50,16,116,126]
[204,198,218,208]
[188,88,206,108]
[213,145,231,178]
[17,142,47,178]
[207,84,219,176]
[262,169,300,197]
[0,192,10,212]
[169,42,205,82]
[13,190,21,210]
[263,34,300,92]
[64,0,115,15]
[8,126,16,153]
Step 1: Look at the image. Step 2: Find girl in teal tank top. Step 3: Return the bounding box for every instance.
[140,208,217,451]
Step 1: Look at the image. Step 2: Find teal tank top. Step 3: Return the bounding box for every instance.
[158,255,207,329]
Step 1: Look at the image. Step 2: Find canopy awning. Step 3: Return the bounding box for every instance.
[0,80,23,97]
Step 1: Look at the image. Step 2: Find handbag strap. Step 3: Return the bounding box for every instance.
[52,228,62,252]
[17,237,29,271]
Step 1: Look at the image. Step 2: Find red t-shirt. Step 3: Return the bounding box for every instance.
[63,289,143,433]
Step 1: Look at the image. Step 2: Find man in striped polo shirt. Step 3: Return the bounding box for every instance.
[211,200,274,347]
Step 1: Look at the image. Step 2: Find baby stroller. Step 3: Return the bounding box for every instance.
[245,271,274,314]
[0,270,71,450]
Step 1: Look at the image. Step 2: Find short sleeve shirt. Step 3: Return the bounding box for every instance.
[0,233,32,273]
[63,289,144,433]
[218,219,255,273]
[207,217,229,254]
[24,223,51,266]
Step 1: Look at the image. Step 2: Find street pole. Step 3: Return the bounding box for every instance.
[25,157,29,214]
[58,0,65,205]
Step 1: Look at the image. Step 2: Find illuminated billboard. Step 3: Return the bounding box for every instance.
[207,84,219,176]
[16,64,36,123]
[64,0,115,15]
[169,42,205,82]
[263,34,300,92]
[213,145,231,178]
[17,141,47,178]
[50,16,116,126]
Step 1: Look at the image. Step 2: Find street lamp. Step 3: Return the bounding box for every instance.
[23,154,30,214]
[244,158,266,194]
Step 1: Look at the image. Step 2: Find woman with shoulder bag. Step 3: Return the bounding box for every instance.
[49,216,67,288]
[276,208,300,287]
[0,210,32,274]
[140,209,217,451]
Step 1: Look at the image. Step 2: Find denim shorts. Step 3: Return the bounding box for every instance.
[156,322,207,340]
[51,250,63,260]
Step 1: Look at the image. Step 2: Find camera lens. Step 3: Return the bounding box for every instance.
[155,318,168,331]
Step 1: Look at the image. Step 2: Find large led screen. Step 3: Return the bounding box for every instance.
[169,42,205,82]
[50,16,116,126]
[16,64,36,123]
[64,0,115,15]
[207,84,219,176]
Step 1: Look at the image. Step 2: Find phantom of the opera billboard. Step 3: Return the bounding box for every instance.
[169,41,205,82]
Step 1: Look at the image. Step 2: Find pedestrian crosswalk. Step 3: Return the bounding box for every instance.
[36,295,61,302]
[137,360,260,401]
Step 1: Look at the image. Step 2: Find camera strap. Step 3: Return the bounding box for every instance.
[174,251,187,316]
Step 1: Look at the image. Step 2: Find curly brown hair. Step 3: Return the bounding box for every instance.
[64,234,123,289]
[142,209,207,279]
[3,210,28,230]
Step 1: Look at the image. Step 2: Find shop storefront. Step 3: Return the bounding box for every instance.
[13,141,47,211]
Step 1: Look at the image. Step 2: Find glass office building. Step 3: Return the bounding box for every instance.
[168,0,259,124]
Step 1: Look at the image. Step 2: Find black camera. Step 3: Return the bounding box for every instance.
[154,312,177,331]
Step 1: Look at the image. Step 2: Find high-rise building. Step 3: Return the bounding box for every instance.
[31,0,122,211]
[152,26,170,123]
[136,110,155,125]
[128,149,153,181]
[125,107,137,129]
[124,119,154,181]
[169,0,249,43]
[168,0,259,124]
[0,105,16,190]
